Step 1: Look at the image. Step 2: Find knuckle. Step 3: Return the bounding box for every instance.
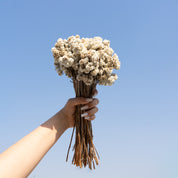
[95,107,99,112]
[92,115,96,120]
[87,111,92,116]
[90,99,99,106]
[78,97,84,100]
[90,115,96,121]
[88,107,98,116]
[68,98,73,103]
[95,98,99,105]
[68,98,76,106]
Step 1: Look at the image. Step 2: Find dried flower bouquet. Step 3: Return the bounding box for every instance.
[52,35,120,169]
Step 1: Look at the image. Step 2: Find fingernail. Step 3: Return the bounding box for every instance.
[84,116,90,120]
[86,98,93,102]
[81,112,88,117]
[81,105,89,110]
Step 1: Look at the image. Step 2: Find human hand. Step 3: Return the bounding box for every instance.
[61,89,99,128]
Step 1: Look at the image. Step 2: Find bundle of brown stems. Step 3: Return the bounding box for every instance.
[66,79,100,169]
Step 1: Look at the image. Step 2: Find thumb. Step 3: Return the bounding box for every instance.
[68,97,93,106]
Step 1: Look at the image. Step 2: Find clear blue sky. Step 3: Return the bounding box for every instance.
[0,0,178,177]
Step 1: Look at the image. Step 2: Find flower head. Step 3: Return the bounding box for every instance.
[52,35,120,86]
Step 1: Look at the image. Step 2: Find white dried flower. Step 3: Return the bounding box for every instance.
[79,57,89,65]
[98,69,104,75]
[58,56,74,67]
[103,67,113,75]
[104,47,114,56]
[108,74,118,86]
[51,35,120,86]
[103,40,110,46]
[91,68,99,76]
[86,62,95,72]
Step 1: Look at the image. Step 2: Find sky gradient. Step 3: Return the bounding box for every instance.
[0,0,178,177]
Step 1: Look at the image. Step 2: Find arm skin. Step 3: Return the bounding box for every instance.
[0,91,99,178]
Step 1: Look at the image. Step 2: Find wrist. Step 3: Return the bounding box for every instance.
[44,111,69,141]
[56,110,70,130]
[59,108,72,129]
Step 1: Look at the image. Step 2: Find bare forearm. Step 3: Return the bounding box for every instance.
[0,110,68,178]
[0,95,99,177]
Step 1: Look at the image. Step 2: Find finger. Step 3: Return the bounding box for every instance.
[84,115,96,121]
[81,106,98,118]
[81,98,99,110]
[68,97,93,106]
[92,89,98,97]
